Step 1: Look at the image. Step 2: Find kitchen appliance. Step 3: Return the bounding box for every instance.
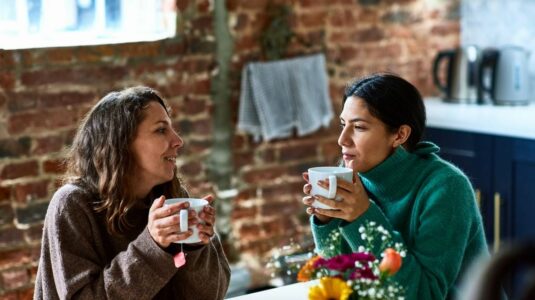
[432,45,483,103]
[480,46,531,105]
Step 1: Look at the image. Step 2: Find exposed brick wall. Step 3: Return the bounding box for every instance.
[0,0,459,297]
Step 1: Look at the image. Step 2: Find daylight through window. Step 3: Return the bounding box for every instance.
[0,0,177,50]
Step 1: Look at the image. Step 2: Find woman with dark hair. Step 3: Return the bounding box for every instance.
[302,73,489,299]
[34,86,230,299]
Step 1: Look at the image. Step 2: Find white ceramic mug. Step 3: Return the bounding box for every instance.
[308,166,353,209]
[164,198,209,244]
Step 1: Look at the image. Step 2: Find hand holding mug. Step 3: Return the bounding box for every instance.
[195,194,216,244]
[148,196,197,248]
[302,167,370,222]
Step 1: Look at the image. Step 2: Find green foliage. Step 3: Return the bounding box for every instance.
[260,3,295,61]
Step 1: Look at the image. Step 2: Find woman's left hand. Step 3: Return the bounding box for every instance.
[196,194,216,244]
[311,176,370,222]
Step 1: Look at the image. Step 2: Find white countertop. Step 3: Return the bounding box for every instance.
[226,280,317,300]
[424,97,535,140]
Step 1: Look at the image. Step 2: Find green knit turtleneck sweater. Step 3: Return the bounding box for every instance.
[311,142,488,300]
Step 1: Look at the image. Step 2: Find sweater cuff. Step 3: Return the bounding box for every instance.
[134,228,177,280]
[310,215,342,254]
[339,201,391,252]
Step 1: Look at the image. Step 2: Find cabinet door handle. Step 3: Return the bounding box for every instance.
[494,192,501,253]
[475,189,481,209]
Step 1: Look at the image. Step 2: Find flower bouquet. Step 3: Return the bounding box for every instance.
[297,221,406,300]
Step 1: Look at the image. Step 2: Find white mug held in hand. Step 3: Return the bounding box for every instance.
[164,198,209,244]
[308,166,353,209]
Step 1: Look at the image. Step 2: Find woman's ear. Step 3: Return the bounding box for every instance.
[393,125,411,148]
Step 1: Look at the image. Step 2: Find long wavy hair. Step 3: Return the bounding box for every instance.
[63,86,187,236]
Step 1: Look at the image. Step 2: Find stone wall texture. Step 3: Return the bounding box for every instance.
[0,0,459,297]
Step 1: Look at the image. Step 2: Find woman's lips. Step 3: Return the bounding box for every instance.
[343,154,355,160]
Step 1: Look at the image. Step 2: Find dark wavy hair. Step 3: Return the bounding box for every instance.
[63,86,187,235]
[343,73,426,151]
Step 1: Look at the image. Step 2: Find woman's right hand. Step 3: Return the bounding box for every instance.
[302,172,333,224]
[148,196,197,248]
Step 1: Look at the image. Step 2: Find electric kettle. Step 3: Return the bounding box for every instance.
[432,45,483,103]
[480,46,531,105]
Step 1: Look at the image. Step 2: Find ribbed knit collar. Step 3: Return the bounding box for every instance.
[358,142,439,202]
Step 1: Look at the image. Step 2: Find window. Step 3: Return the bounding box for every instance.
[0,0,177,50]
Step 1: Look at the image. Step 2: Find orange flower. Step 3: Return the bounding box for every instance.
[379,248,402,276]
[297,255,322,282]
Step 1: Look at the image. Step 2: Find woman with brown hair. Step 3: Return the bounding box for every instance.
[34,86,230,299]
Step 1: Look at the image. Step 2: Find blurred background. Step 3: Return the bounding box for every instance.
[0,0,534,299]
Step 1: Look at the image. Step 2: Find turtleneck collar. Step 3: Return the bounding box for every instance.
[358,141,439,202]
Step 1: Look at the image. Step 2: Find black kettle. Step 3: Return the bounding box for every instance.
[433,45,483,103]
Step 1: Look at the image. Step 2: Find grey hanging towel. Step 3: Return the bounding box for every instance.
[238,53,333,141]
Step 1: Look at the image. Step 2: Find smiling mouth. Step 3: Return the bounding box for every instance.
[164,156,176,163]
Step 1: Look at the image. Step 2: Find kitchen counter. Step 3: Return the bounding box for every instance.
[424,97,535,140]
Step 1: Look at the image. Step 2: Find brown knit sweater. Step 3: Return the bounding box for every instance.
[34,184,230,300]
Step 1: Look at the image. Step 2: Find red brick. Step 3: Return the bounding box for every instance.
[0,227,25,248]
[279,142,318,162]
[242,166,287,184]
[191,78,211,94]
[239,0,269,10]
[43,159,66,174]
[13,180,49,203]
[181,97,209,115]
[321,141,342,164]
[117,42,161,59]
[0,186,11,202]
[180,161,203,177]
[76,45,116,63]
[231,205,258,219]
[299,11,328,28]
[46,47,75,65]
[197,0,211,13]
[262,182,303,199]
[190,119,212,135]
[0,72,15,90]
[0,291,18,300]
[430,21,460,36]
[0,204,14,225]
[161,40,187,56]
[32,135,64,155]
[0,248,39,270]
[191,15,213,32]
[177,0,191,11]
[16,288,34,300]
[40,91,97,109]
[0,161,39,180]
[235,35,258,52]
[21,66,128,86]
[353,26,385,43]
[8,108,81,135]
[238,223,262,239]
[1,268,30,290]
[233,152,254,169]
[234,188,255,203]
[24,224,44,243]
[0,50,16,68]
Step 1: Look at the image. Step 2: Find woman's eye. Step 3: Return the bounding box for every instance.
[156,127,166,134]
[339,123,346,129]
[354,125,365,130]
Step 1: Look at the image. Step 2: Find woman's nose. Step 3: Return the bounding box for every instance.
[338,127,351,147]
[171,130,184,149]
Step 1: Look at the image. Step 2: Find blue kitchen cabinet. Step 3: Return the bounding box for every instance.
[425,128,535,246]
[425,127,535,298]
